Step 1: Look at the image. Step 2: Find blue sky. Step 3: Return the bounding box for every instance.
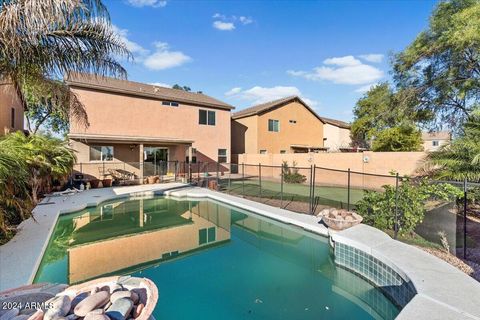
[106,0,438,122]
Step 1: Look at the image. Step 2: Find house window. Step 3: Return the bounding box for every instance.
[162,101,179,107]
[90,146,114,161]
[218,149,227,163]
[280,150,286,154]
[432,140,439,147]
[199,110,216,125]
[268,119,279,132]
[199,227,216,245]
[186,148,197,163]
[259,150,267,154]
[289,120,297,124]
[10,108,15,128]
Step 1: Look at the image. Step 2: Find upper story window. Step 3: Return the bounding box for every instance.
[268,119,279,132]
[289,120,297,124]
[259,150,267,154]
[162,101,179,107]
[199,110,216,126]
[90,145,114,161]
[280,150,286,154]
[10,108,15,128]
[432,140,439,147]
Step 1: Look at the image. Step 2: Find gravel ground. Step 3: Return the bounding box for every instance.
[419,246,480,282]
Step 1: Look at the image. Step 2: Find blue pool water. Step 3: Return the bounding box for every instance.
[34,196,399,319]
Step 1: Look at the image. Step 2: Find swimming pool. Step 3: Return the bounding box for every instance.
[34,196,399,319]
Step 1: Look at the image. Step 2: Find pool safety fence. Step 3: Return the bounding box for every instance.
[71,161,479,260]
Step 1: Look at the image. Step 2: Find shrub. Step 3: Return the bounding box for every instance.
[281,161,307,184]
[355,177,462,235]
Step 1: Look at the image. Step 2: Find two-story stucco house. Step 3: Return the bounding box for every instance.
[67,73,234,181]
[319,117,351,151]
[231,96,326,155]
[0,78,24,135]
[422,131,451,152]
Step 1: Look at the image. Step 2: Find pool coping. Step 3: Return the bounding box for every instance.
[1,184,480,320]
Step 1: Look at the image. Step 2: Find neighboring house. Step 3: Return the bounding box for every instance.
[0,78,24,135]
[67,73,234,181]
[422,131,451,151]
[319,117,351,151]
[231,96,325,155]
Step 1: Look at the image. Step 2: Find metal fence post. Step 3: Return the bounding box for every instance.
[347,168,351,211]
[228,164,232,191]
[216,162,220,190]
[394,173,399,240]
[188,163,192,183]
[280,165,284,207]
[463,178,468,259]
[309,165,313,214]
[259,163,262,199]
[242,163,245,196]
[174,161,178,181]
[311,165,316,215]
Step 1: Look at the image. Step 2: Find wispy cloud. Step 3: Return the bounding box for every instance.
[213,21,235,31]
[359,54,384,63]
[126,0,167,8]
[112,25,149,57]
[212,13,254,31]
[225,86,318,107]
[143,42,192,70]
[288,55,384,85]
[354,83,378,93]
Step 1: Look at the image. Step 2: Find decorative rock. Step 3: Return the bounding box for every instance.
[106,298,133,320]
[109,285,123,294]
[0,309,20,320]
[110,291,131,304]
[45,295,71,316]
[65,314,79,320]
[84,309,105,320]
[84,316,108,320]
[99,286,110,293]
[11,315,29,320]
[90,288,99,295]
[18,310,36,316]
[103,302,111,310]
[132,304,144,319]
[70,292,89,311]
[130,292,139,305]
[74,291,110,317]
[26,310,43,320]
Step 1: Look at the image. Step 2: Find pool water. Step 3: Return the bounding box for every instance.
[34,196,399,320]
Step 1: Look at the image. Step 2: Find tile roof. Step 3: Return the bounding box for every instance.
[66,72,234,110]
[231,96,324,122]
[319,116,351,129]
[421,131,451,141]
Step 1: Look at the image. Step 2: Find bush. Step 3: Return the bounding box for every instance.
[281,161,307,184]
[355,177,462,235]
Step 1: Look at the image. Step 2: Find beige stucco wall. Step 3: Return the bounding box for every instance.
[231,115,258,154]
[423,139,449,152]
[232,101,324,155]
[70,87,231,163]
[323,123,351,151]
[0,82,24,135]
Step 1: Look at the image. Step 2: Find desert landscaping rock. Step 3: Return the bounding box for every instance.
[26,310,43,320]
[0,308,19,320]
[70,292,89,310]
[132,304,144,318]
[74,291,110,317]
[11,315,29,320]
[64,314,78,320]
[109,285,123,294]
[106,298,133,320]
[110,291,131,303]
[45,295,71,316]
[130,292,139,305]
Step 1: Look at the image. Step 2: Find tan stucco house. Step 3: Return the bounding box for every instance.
[67,73,234,181]
[0,78,24,135]
[422,131,451,151]
[319,117,351,151]
[231,96,325,155]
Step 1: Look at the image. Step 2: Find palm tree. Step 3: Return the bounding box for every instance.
[0,0,131,131]
[425,110,480,182]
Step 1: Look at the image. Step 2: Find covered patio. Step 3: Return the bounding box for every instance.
[69,133,195,184]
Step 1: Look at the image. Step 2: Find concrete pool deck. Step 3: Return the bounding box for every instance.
[1,184,480,319]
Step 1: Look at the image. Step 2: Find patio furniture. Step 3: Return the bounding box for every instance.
[108,168,136,184]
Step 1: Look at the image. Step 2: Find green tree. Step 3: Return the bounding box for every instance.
[0,0,130,134]
[393,0,480,130]
[172,84,192,92]
[425,109,480,181]
[372,125,423,152]
[351,83,426,149]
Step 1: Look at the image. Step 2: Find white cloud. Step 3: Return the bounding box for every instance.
[225,86,318,107]
[239,16,253,25]
[355,83,377,93]
[359,54,384,63]
[213,21,235,31]
[112,25,149,57]
[143,42,192,70]
[288,55,384,85]
[126,0,167,8]
[212,13,226,19]
[150,82,171,88]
